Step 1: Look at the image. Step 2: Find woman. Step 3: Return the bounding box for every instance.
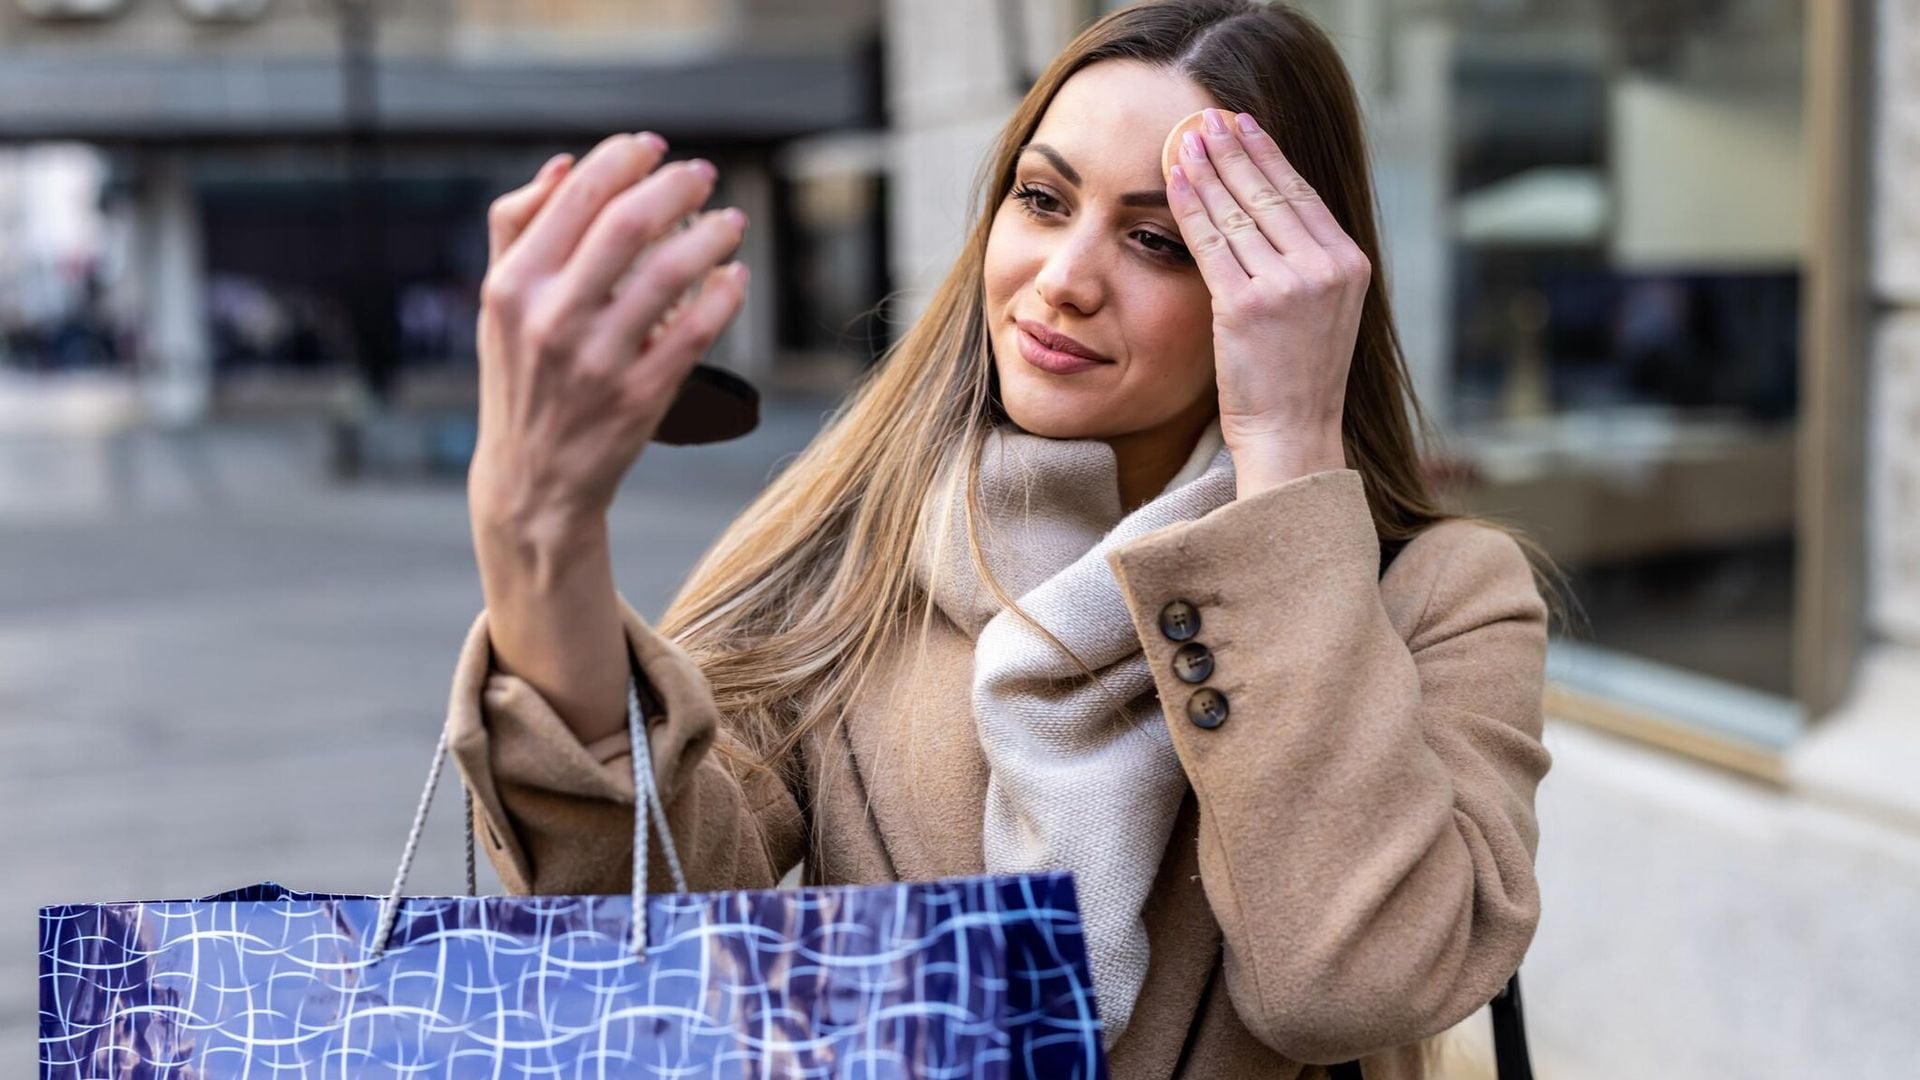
[446,1,1558,1076]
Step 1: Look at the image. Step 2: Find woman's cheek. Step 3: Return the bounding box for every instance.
[981,213,1035,302]
[1134,307,1213,385]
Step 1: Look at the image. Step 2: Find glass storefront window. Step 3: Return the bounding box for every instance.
[1414,1,1805,728]
[1097,0,1809,736]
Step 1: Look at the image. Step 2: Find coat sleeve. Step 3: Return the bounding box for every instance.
[1104,468,1552,1065]
[443,591,806,897]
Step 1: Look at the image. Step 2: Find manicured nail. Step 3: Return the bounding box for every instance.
[1204,108,1228,135]
[1169,164,1191,193]
[690,158,717,180]
[1183,131,1205,159]
[636,131,666,153]
[1236,112,1260,136]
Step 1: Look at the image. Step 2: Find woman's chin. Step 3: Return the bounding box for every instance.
[999,391,1114,441]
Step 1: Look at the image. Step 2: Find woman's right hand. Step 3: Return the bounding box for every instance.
[464,133,749,747]
[468,132,751,541]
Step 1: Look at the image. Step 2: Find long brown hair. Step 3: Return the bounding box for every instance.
[657,0,1569,775]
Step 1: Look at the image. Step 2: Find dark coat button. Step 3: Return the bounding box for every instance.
[1157,599,1201,642]
[1171,641,1214,683]
[1187,687,1229,729]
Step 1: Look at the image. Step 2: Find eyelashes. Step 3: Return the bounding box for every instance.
[1007,183,1193,265]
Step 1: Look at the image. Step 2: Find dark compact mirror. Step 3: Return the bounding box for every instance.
[643,208,759,446]
[653,362,760,445]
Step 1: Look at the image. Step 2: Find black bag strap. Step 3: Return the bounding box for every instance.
[1490,973,1534,1080]
[1329,538,1535,1079]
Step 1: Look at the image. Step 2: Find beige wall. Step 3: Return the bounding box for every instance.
[455,0,733,57]
[454,0,877,57]
[461,0,715,21]
[0,0,453,55]
[2,0,876,59]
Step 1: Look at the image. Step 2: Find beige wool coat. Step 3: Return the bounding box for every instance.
[444,466,1553,1080]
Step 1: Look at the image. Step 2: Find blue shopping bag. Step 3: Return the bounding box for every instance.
[40,677,1108,1078]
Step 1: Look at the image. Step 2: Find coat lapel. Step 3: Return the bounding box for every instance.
[841,611,990,880]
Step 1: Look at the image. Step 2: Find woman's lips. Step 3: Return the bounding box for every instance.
[1016,325,1112,374]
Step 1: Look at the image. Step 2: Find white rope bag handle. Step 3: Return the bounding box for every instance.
[369,668,687,960]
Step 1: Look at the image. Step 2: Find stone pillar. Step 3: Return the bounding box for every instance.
[717,160,778,384]
[1356,12,1455,431]
[1871,0,1920,646]
[135,155,212,427]
[1870,319,1920,645]
[882,0,1082,324]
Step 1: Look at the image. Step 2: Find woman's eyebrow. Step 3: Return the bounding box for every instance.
[1018,143,1169,208]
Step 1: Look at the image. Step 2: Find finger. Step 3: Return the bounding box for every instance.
[553,160,719,313]
[596,207,748,356]
[1200,110,1319,259]
[621,262,749,401]
[1230,113,1351,251]
[487,153,573,264]
[1177,124,1289,281]
[502,131,669,278]
[1168,137,1252,294]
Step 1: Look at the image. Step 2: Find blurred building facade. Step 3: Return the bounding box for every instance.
[0,0,888,425]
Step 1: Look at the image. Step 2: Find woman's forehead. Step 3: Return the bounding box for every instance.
[1032,62,1216,179]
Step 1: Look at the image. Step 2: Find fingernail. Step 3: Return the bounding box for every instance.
[636,131,666,153]
[1169,164,1190,193]
[720,207,747,228]
[1204,108,1228,135]
[1183,131,1204,159]
[1236,112,1260,136]
[690,158,717,181]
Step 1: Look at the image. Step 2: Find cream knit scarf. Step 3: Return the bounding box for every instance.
[910,416,1235,1046]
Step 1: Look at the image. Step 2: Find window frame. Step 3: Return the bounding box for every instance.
[1794,0,1870,719]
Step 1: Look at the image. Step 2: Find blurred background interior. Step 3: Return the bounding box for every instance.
[3,1,1916,1077]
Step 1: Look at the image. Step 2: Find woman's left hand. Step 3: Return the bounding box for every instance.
[1169,108,1372,496]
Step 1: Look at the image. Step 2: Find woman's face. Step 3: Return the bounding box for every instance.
[983,60,1221,443]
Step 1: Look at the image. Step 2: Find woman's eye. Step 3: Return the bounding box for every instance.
[1009,184,1192,264]
[1138,231,1192,263]
[1009,184,1061,215]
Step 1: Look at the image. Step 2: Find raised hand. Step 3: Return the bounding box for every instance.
[1166,108,1369,497]
[471,132,750,535]
[466,133,751,747]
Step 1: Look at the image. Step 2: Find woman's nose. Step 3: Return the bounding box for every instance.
[1033,231,1106,314]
